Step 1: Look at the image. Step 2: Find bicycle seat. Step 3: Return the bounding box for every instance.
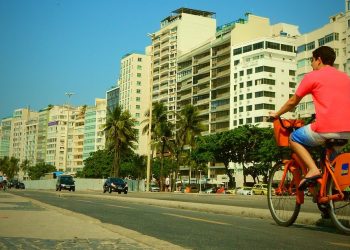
[325,138,348,147]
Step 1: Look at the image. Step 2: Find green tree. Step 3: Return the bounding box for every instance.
[28,163,56,180]
[174,104,205,185]
[80,150,113,178]
[104,105,138,177]
[0,156,20,179]
[20,159,31,177]
[142,102,173,190]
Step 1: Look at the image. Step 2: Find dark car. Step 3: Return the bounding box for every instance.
[103,177,128,194]
[56,175,75,191]
[7,179,25,189]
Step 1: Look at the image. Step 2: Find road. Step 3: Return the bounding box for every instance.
[13,190,350,249]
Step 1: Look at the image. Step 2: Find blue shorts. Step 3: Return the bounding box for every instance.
[291,124,350,147]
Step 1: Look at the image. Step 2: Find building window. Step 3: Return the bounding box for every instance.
[138,58,142,62]
[289,70,296,76]
[306,42,315,51]
[246,105,252,111]
[239,94,244,100]
[247,80,253,87]
[136,105,140,109]
[255,91,275,98]
[246,117,252,124]
[239,70,244,76]
[239,106,244,112]
[289,82,297,88]
[239,119,244,125]
[253,42,264,50]
[233,47,242,55]
[243,45,252,53]
[247,68,253,75]
[239,82,244,88]
[255,103,275,110]
[137,73,141,77]
[246,93,252,99]
[266,41,280,50]
[137,65,142,70]
[281,44,293,52]
[234,60,240,65]
[136,89,141,94]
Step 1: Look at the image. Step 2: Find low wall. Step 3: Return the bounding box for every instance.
[23,178,146,192]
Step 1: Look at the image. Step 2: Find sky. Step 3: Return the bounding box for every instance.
[0,0,345,119]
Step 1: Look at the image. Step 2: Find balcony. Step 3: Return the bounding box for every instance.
[212,46,230,57]
[197,75,210,85]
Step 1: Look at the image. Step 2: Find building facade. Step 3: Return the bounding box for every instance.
[118,52,151,155]
[150,8,217,122]
[295,2,350,117]
[83,98,107,162]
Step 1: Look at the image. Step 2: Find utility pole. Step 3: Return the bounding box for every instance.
[64,92,75,172]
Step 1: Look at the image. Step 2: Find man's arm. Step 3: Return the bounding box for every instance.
[270,94,302,118]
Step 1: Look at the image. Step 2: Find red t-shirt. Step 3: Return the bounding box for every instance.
[296,66,350,132]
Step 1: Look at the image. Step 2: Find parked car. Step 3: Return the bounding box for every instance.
[8,180,25,189]
[149,184,160,192]
[252,183,268,195]
[103,177,128,194]
[56,175,75,192]
[236,187,252,195]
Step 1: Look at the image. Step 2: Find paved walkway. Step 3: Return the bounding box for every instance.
[0,192,183,249]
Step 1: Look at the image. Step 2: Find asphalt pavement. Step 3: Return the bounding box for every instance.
[0,191,184,249]
[0,190,330,249]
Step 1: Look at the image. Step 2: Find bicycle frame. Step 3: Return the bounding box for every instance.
[280,148,345,205]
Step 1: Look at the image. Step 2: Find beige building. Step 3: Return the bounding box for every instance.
[230,15,300,128]
[45,105,79,171]
[119,52,151,155]
[150,8,217,122]
[9,108,38,164]
[295,1,350,117]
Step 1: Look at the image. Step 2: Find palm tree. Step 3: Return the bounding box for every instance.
[104,105,138,177]
[175,104,205,184]
[142,102,173,190]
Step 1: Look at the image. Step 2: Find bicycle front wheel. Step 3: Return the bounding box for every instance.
[268,162,300,226]
[328,178,350,235]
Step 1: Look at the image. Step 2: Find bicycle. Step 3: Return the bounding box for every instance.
[267,117,350,235]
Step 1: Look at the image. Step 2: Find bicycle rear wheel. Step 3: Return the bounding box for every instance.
[328,178,350,235]
[268,162,300,226]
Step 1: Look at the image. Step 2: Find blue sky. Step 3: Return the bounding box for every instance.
[0,0,345,119]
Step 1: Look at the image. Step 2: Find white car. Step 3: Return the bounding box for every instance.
[236,187,252,195]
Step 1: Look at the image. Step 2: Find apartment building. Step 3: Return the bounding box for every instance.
[44,105,79,171]
[0,117,12,158]
[295,1,350,117]
[83,98,107,161]
[106,85,120,112]
[231,16,300,129]
[118,52,151,155]
[177,13,301,185]
[24,115,39,165]
[150,8,217,121]
[8,108,39,164]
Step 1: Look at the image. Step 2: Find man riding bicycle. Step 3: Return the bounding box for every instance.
[270,46,350,191]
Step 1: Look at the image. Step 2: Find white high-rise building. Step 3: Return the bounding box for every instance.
[150,8,217,121]
[295,1,350,117]
[119,51,151,155]
[230,15,300,128]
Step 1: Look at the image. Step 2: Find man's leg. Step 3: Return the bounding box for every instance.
[289,139,320,177]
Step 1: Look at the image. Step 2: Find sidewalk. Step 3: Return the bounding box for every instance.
[0,192,183,249]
